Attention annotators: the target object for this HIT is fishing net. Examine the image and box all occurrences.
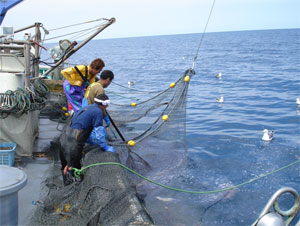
[107,68,193,178]
[29,68,193,225]
[30,149,154,226]
[39,91,69,123]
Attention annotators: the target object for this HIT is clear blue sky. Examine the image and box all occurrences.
[1,0,299,40]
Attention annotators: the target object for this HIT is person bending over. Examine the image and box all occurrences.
[61,93,114,185]
[61,58,105,113]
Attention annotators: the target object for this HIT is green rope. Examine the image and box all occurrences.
[71,159,300,195]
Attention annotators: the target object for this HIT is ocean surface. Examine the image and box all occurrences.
[45,28,300,225]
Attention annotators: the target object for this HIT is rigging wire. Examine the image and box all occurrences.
[47,18,107,32]
[44,24,101,41]
[68,25,108,42]
[109,0,216,98]
[191,0,217,70]
[44,18,109,41]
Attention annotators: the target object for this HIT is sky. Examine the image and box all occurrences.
[1,0,299,40]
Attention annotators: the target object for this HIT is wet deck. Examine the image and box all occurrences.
[18,118,60,225]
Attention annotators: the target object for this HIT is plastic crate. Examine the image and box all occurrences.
[0,143,16,166]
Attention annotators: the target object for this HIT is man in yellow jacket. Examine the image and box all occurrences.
[61,58,105,112]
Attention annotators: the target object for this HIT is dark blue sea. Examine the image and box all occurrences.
[46,29,300,225]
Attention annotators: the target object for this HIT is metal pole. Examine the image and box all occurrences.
[0,40,30,45]
[24,42,31,88]
[13,24,36,34]
[42,17,116,76]
[0,24,37,38]
[34,23,41,77]
[105,110,126,141]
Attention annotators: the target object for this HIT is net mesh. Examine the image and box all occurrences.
[39,91,69,123]
[29,69,193,225]
[30,150,154,226]
[107,69,193,177]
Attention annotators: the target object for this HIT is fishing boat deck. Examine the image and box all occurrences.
[17,117,60,225]
[18,158,52,225]
[16,115,154,225]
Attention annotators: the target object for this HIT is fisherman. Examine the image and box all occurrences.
[82,69,114,127]
[61,93,115,185]
[61,58,105,113]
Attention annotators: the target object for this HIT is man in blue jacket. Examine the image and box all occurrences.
[61,93,114,185]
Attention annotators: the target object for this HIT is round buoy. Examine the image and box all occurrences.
[162,115,168,121]
[62,106,68,111]
[184,76,190,82]
[131,102,136,107]
[65,112,70,117]
[64,203,71,213]
[127,140,136,146]
[170,82,176,88]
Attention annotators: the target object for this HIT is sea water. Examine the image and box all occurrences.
[45,28,300,225]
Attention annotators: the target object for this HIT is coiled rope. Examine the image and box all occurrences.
[72,159,299,194]
[0,79,49,119]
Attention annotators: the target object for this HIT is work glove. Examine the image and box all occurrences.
[81,98,88,108]
[103,115,111,128]
[103,145,115,153]
[62,166,75,186]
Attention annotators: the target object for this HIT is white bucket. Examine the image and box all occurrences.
[0,165,27,226]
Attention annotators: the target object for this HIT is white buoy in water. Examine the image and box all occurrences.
[296,98,300,105]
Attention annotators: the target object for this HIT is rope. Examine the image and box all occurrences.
[111,81,163,94]
[0,79,49,119]
[71,159,300,195]
[110,75,183,107]
[109,69,193,144]
[48,18,107,32]
[68,26,102,42]
[44,25,100,42]
[106,90,140,101]
[45,18,109,41]
[191,0,217,69]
